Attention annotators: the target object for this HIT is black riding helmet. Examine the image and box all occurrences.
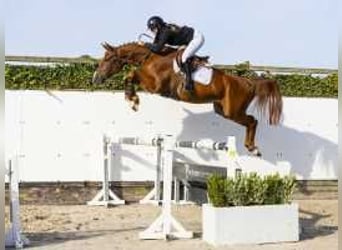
[147,16,165,31]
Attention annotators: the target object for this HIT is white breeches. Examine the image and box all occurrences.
[181,29,205,63]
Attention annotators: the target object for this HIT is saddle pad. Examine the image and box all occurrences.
[173,60,213,85]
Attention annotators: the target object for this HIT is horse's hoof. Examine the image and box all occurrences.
[128,101,139,112]
[249,148,262,158]
[132,105,139,112]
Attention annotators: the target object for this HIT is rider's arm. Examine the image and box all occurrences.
[146,29,170,53]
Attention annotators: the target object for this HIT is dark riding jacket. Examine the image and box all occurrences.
[146,24,194,53]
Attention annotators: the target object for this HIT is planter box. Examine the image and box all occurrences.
[202,203,299,246]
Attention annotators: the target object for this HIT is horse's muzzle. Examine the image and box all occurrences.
[92,71,105,84]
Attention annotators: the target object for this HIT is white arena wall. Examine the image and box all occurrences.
[5,90,337,182]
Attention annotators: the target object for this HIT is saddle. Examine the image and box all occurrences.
[175,49,210,72]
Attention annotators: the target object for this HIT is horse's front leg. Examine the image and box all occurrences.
[124,70,140,111]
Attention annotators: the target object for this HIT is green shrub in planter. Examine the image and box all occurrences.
[207,172,296,207]
[264,174,284,204]
[282,175,297,203]
[263,174,296,205]
[232,172,267,206]
[207,173,229,207]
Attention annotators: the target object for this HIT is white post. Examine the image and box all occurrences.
[87,135,125,206]
[5,156,30,248]
[139,135,193,240]
[103,136,110,202]
[173,176,180,203]
[162,135,174,236]
[182,179,190,204]
[226,136,241,178]
[177,164,195,205]
[155,141,162,203]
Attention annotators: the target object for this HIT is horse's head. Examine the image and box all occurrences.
[92,41,150,85]
[92,42,124,84]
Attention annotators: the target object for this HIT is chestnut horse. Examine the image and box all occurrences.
[92,42,283,156]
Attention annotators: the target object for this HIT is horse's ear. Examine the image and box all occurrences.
[101,42,115,52]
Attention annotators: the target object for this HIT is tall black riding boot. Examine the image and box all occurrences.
[182,60,194,92]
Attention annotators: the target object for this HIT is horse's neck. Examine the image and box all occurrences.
[117,44,151,65]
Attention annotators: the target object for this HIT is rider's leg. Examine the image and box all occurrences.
[181,30,205,91]
[183,58,193,91]
[181,30,205,63]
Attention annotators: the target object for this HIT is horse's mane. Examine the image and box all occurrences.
[115,41,177,56]
[116,41,139,50]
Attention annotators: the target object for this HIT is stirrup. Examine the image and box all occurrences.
[185,84,194,92]
[179,62,186,73]
[180,59,191,72]
[184,77,194,91]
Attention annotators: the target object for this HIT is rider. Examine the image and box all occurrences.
[145,16,205,92]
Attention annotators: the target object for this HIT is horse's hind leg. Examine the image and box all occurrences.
[213,101,224,115]
[213,102,261,157]
[233,114,261,157]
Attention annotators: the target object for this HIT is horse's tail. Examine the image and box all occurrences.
[254,79,283,125]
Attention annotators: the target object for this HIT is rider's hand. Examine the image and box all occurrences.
[138,41,144,46]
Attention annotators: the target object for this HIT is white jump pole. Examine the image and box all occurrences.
[143,136,240,206]
[5,156,30,249]
[172,136,240,204]
[139,134,193,240]
[87,134,125,207]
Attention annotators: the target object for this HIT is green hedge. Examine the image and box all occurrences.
[5,63,127,91]
[207,172,296,207]
[222,62,337,98]
[5,62,337,97]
